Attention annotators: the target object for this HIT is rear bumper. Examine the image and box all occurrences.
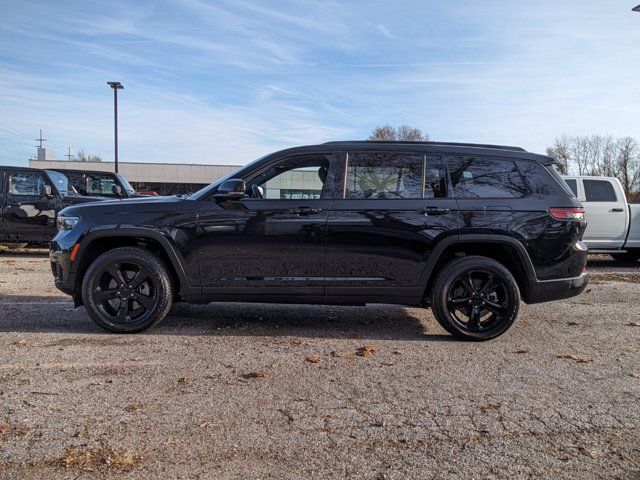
[525,272,589,304]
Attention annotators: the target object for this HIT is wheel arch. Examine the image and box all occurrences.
[71,228,196,304]
[421,234,537,303]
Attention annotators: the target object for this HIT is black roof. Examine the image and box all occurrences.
[322,140,526,152]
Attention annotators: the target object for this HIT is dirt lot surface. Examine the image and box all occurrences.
[0,250,639,479]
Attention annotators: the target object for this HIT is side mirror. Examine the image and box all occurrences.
[40,184,53,198]
[215,179,246,199]
[112,184,123,197]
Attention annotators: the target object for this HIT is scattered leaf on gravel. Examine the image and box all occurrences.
[61,444,141,472]
[585,288,592,293]
[480,403,501,410]
[199,421,218,428]
[177,377,190,384]
[578,446,598,458]
[567,321,579,326]
[243,371,266,379]
[557,354,593,364]
[13,339,27,346]
[393,350,403,355]
[305,355,320,363]
[289,338,304,345]
[512,349,529,354]
[625,322,640,327]
[356,346,379,357]
[629,373,640,379]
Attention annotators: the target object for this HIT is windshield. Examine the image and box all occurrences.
[45,170,73,195]
[115,173,136,195]
[190,154,269,200]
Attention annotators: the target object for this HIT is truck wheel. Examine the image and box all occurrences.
[81,247,173,333]
[611,250,640,262]
[431,256,520,341]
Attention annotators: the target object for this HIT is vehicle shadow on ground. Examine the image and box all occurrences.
[0,249,49,257]
[0,295,455,342]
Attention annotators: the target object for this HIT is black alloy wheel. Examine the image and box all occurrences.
[431,256,520,341]
[82,247,173,333]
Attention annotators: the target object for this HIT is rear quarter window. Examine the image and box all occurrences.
[583,179,617,202]
[516,161,568,197]
[447,155,527,198]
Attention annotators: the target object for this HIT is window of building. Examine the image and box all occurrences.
[9,172,46,196]
[345,152,423,199]
[584,179,617,202]
[448,156,527,199]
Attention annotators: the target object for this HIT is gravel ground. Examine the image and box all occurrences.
[0,250,639,479]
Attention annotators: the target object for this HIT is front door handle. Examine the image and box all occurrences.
[289,207,323,216]
[420,207,450,215]
[610,208,624,212]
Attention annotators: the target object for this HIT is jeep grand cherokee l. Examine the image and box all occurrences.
[50,141,588,341]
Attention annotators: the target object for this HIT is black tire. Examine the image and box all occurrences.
[81,247,173,333]
[431,255,520,341]
[610,250,640,262]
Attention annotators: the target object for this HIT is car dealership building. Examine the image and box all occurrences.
[28,159,324,199]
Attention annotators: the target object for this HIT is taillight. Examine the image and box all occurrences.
[548,207,585,220]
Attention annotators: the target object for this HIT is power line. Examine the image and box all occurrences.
[0,121,35,140]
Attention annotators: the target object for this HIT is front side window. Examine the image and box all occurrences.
[584,179,617,202]
[9,172,47,196]
[448,156,527,199]
[345,152,423,199]
[86,175,118,196]
[248,155,331,200]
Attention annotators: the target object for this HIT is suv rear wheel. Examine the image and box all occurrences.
[431,256,520,341]
[81,247,173,333]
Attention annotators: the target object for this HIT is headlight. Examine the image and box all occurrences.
[57,216,80,231]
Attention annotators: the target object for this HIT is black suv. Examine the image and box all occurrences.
[0,166,106,245]
[50,141,588,340]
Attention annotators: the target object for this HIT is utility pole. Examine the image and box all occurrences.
[65,147,74,161]
[35,129,47,148]
[107,81,124,173]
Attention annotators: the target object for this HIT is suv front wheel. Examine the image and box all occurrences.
[431,256,520,341]
[81,247,173,333]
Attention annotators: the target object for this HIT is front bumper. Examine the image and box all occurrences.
[525,272,589,304]
[50,233,81,304]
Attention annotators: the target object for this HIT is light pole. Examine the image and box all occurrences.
[107,81,124,173]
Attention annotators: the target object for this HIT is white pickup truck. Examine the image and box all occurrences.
[562,176,640,261]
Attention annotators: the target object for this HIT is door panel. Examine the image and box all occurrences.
[196,153,337,295]
[4,170,58,242]
[325,151,458,297]
[197,198,330,294]
[580,179,627,249]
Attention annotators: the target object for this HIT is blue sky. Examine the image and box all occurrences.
[0,0,639,167]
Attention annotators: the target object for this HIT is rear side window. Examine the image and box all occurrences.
[8,172,47,196]
[447,156,527,198]
[564,179,578,197]
[345,152,423,199]
[584,179,617,202]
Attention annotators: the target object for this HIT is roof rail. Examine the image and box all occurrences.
[321,140,526,152]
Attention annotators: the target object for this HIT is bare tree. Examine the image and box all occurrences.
[75,149,103,162]
[546,134,640,201]
[369,124,429,142]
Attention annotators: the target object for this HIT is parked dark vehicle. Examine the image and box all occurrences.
[49,169,140,199]
[50,141,588,340]
[0,166,106,245]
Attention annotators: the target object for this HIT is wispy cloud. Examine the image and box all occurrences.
[0,0,638,166]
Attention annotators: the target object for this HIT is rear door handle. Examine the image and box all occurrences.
[420,207,451,215]
[610,208,624,212]
[290,207,323,216]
